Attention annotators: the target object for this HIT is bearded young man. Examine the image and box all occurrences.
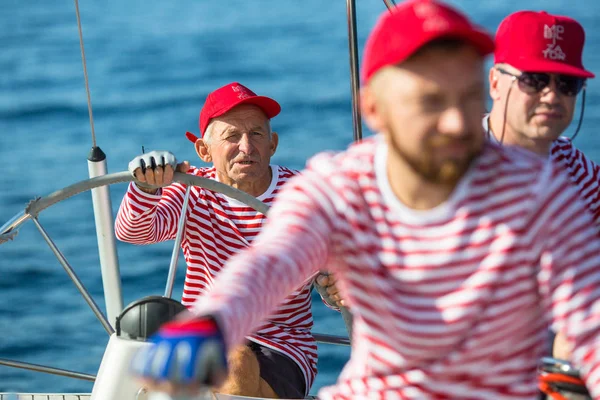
[130,1,600,398]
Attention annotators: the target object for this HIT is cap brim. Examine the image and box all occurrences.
[436,28,496,58]
[233,96,281,119]
[507,59,595,78]
[209,95,281,124]
[186,95,281,143]
[185,131,199,143]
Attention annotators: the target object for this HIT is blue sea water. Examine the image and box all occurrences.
[1,0,599,395]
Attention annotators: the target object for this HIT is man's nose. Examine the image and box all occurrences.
[438,107,467,138]
[539,76,562,104]
[238,133,254,154]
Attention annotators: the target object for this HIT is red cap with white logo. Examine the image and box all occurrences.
[494,11,594,78]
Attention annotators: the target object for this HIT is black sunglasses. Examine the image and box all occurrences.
[496,67,586,97]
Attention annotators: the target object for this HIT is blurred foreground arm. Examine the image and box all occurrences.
[131,159,343,392]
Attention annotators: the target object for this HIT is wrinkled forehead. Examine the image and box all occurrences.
[212,104,271,135]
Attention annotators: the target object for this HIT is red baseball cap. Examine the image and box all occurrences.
[495,11,594,78]
[185,82,281,143]
[361,0,495,83]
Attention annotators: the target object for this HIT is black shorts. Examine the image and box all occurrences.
[247,341,307,399]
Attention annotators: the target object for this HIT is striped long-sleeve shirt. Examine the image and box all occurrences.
[114,165,317,393]
[550,137,600,225]
[484,116,600,226]
[193,136,600,399]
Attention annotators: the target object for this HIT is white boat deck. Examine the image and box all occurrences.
[0,395,90,400]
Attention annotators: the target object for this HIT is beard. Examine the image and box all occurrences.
[388,129,482,186]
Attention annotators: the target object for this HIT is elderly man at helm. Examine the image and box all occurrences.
[115,82,343,399]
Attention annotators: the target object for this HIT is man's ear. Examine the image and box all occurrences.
[361,86,386,134]
[196,139,211,163]
[489,67,501,101]
[269,132,279,156]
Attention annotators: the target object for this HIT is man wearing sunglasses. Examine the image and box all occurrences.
[486,11,598,363]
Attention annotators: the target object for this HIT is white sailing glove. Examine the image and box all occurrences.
[128,151,177,177]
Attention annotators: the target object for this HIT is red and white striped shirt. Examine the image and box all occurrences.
[194,136,600,399]
[484,116,600,226]
[115,165,317,393]
[550,137,600,225]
